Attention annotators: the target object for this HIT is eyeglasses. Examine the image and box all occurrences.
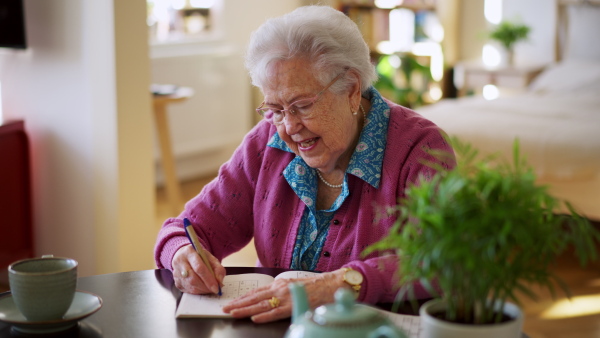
[256,69,348,125]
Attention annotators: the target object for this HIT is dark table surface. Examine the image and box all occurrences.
[0,267,531,338]
[0,267,311,337]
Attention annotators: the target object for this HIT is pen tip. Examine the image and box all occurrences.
[218,286,222,297]
[183,218,191,226]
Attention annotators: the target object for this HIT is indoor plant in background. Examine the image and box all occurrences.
[365,138,599,338]
[488,20,531,66]
[374,53,432,109]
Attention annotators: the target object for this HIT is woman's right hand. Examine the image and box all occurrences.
[172,244,226,295]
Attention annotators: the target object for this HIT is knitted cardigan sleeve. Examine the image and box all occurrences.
[153,121,274,270]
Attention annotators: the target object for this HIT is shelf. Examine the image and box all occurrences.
[339,0,443,107]
[454,61,546,96]
[147,1,216,44]
[339,0,436,11]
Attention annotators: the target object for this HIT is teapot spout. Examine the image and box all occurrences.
[288,282,309,324]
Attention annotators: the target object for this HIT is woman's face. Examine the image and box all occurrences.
[262,59,361,173]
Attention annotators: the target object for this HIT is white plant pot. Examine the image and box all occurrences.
[419,299,523,338]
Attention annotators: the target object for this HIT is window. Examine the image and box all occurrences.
[147,0,217,42]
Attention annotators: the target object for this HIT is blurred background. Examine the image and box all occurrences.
[2,1,600,336]
[0,0,588,275]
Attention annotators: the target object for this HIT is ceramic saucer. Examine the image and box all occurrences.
[0,290,102,334]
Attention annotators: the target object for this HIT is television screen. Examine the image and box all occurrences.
[0,0,27,49]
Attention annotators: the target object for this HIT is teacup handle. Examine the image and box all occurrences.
[41,254,54,258]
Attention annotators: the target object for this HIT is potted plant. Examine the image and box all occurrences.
[374,53,432,109]
[488,20,530,66]
[365,138,599,338]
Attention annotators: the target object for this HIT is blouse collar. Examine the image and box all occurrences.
[267,86,390,188]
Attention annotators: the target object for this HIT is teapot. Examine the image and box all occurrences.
[285,283,407,338]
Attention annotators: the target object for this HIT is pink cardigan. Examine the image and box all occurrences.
[154,99,455,304]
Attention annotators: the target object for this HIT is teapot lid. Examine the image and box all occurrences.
[310,288,385,327]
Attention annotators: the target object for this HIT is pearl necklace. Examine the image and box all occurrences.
[316,104,366,189]
[316,169,343,188]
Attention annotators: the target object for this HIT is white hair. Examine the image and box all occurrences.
[245,5,378,95]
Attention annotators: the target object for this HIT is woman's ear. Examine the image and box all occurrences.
[346,69,362,111]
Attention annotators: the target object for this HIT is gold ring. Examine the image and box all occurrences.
[268,296,280,308]
[181,270,189,278]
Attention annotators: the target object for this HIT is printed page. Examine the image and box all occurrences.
[274,270,321,279]
[368,306,422,338]
[175,273,274,318]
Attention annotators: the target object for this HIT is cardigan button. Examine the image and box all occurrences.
[323,251,331,257]
[332,219,340,225]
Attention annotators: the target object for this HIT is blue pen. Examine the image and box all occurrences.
[183,218,196,250]
[183,218,222,296]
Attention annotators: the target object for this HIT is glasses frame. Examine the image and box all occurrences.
[256,69,349,125]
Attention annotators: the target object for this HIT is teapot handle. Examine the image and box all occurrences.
[367,325,406,338]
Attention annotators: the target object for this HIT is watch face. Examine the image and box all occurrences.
[345,269,363,285]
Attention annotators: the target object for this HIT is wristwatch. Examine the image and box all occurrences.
[342,267,363,293]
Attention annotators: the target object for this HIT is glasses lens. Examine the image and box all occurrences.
[289,99,315,118]
[259,107,284,124]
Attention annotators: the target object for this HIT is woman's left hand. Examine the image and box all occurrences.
[222,269,348,323]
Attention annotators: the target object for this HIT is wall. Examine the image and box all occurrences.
[0,0,155,276]
[437,0,460,65]
[503,0,556,66]
[458,0,558,66]
[458,0,487,62]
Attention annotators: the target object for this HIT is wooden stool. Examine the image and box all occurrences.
[152,86,194,215]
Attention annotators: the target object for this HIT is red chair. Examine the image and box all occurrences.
[0,120,33,277]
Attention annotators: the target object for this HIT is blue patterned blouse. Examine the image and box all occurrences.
[266,87,390,271]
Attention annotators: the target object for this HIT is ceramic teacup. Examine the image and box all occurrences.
[8,255,78,321]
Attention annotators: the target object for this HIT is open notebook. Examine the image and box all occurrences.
[175,271,319,318]
[371,306,422,338]
[175,270,422,337]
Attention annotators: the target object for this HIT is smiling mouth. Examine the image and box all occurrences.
[299,138,318,148]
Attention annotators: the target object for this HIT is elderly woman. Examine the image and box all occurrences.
[154,5,454,323]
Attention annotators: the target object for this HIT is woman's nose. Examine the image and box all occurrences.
[282,112,303,134]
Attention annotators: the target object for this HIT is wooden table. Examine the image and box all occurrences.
[152,86,194,215]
